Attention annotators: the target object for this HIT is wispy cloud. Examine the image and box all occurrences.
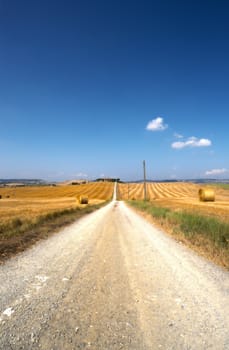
[172,136,212,149]
[205,168,227,176]
[75,172,88,178]
[146,117,168,131]
[174,132,183,139]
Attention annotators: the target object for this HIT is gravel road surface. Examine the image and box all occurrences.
[0,195,228,349]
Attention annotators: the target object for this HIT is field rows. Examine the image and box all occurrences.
[118,182,203,200]
[1,181,228,225]
[0,182,113,200]
[0,182,114,223]
[118,182,229,221]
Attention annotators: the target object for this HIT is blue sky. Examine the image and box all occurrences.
[0,0,228,181]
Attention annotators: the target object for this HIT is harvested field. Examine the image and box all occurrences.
[0,182,113,224]
[118,182,229,221]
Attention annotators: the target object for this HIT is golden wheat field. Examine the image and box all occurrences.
[118,182,229,221]
[0,182,113,224]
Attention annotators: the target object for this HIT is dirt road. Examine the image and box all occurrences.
[0,197,228,349]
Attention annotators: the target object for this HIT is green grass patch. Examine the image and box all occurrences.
[206,183,229,190]
[128,200,170,219]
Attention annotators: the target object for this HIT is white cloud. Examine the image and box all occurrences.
[174,133,183,139]
[171,136,212,149]
[205,168,227,176]
[146,117,168,131]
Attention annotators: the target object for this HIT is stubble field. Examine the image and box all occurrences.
[118,182,229,268]
[118,182,229,221]
[0,182,113,224]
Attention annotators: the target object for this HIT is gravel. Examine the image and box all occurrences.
[0,198,228,349]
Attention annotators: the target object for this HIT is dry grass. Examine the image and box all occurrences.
[120,182,229,268]
[0,182,113,261]
[118,182,229,222]
[128,200,229,269]
[0,203,107,262]
[0,182,113,199]
[0,182,113,225]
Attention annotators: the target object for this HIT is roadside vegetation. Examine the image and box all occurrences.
[0,202,107,262]
[128,200,229,269]
[0,182,114,262]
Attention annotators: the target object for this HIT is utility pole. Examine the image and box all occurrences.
[143,160,147,201]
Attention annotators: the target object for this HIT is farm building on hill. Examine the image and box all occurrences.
[95,178,120,183]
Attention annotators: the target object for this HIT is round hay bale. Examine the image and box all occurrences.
[79,195,89,204]
[199,188,215,202]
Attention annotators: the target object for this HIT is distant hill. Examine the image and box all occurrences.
[0,179,45,186]
[58,179,89,186]
[94,178,121,183]
[126,179,229,184]
[133,179,178,183]
[1,178,228,187]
